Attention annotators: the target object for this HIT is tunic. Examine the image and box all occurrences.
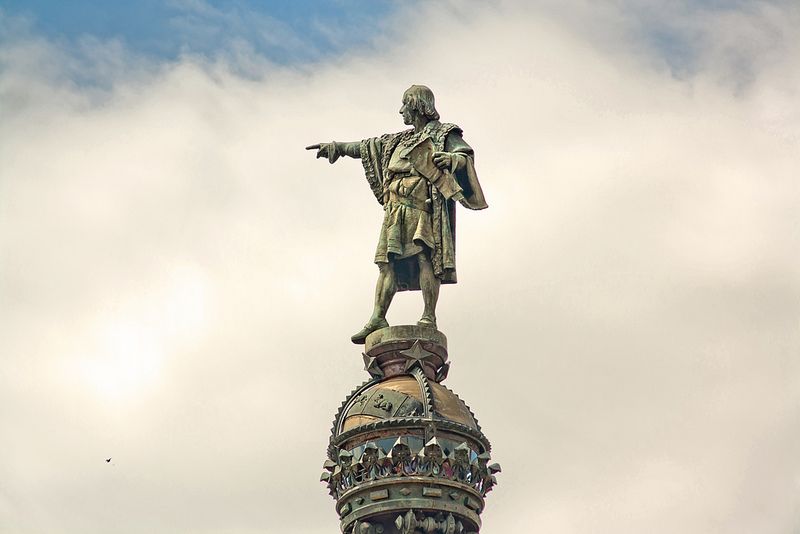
[375,134,436,262]
[359,121,487,291]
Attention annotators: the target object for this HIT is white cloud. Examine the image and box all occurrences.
[1,2,799,532]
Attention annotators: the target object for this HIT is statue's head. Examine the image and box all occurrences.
[400,84,440,124]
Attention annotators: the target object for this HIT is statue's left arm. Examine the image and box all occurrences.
[431,132,471,170]
[434,131,488,210]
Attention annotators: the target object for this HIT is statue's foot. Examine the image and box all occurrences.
[416,315,437,329]
[351,318,389,345]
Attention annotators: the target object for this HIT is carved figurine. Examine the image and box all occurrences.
[417,437,446,477]
[320,458,337,496]
[486,461,502,496]
[468,451,501,496]
[338,449,356,490]
[358,442,385,482]
[330,464,343,496]
[387,437,415,476]
[307,85,487,343]
[450,443,472,483]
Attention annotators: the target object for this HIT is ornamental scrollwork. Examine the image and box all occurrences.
[320,437,500,499]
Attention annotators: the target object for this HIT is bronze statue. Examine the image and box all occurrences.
[307,85,487,343]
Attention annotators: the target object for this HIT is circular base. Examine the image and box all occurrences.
[365,325,448,381]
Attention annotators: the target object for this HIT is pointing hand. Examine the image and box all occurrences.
[306,142,340,164]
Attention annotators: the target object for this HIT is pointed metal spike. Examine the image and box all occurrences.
[435,361,450,381]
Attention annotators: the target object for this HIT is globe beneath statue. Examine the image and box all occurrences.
[321,326,500,534]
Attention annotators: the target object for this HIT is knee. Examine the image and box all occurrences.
[417,252,432,270]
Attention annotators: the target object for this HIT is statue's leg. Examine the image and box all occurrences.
[417,251,440,327]
[351,261,394,344]
[373,261,397,321]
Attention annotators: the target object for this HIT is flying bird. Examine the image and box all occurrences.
[105,458,112,463]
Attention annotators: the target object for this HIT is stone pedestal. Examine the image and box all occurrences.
[364,325,448,381]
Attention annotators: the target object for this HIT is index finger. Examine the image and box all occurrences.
[305,144,321,150]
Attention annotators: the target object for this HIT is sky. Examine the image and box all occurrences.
[1,1,799,532]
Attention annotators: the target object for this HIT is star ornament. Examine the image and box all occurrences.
[400,340,437,372]
[362,352,384,378]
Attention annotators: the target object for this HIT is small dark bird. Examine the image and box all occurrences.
[105,458,112,463]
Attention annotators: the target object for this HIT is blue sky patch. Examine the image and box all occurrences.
[1,0,403,63]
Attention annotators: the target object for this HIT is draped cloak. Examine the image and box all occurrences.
[358,121,487,291]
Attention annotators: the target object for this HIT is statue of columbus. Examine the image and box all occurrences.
[307,85,487,344]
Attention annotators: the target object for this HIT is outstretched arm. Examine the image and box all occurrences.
[305,141,361,164]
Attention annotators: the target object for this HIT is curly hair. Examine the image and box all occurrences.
[403,85,440,121]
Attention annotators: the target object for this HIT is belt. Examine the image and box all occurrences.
[388,192,431,212]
